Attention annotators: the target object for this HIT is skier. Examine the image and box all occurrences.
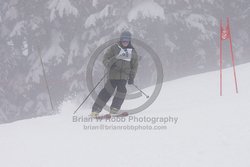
[91,31,138,117]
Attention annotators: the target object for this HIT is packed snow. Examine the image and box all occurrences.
[0,63,250,167]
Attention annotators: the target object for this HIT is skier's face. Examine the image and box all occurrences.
[121,40,129,47]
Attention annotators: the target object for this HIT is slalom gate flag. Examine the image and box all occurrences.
[221,25,230,40]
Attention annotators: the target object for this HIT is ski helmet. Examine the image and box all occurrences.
[120,31,132,42]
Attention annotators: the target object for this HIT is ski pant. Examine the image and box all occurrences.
[92,79,127,113]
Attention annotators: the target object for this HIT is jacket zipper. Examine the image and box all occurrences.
[120,60,124,79]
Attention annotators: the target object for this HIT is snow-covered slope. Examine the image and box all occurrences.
[1,63,250,167]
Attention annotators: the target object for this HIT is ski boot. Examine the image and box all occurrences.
[90,106,101,118]
[110,107,128,117]
[90,112,99,118]
[110,107,119,115]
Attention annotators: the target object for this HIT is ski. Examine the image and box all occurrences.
[92,114,111,120]
[90,112,129,120]
[111,112,129,117]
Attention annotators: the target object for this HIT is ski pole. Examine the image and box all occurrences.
[73,71,109,114]
[38,46,54,112]
[132,84,149,98]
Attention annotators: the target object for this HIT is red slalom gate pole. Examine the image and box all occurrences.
[219,17,239,96]
[220,19,223,96]
[227,18,239,93]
